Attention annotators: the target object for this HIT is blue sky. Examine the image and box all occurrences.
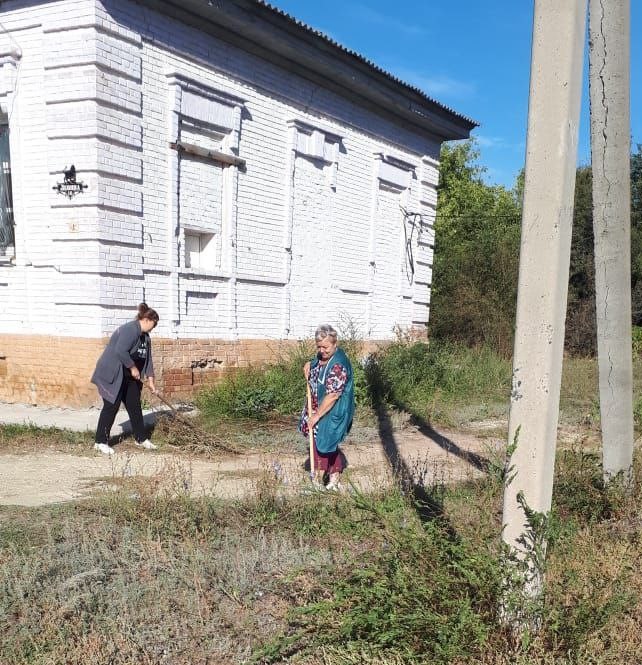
[273,0,641,189]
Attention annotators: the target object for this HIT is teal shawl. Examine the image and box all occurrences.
[312,347,355,454]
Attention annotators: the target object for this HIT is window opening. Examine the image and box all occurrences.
[184,231,216,270]
[0,122,14,258]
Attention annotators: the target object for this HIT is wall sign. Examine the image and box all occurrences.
[52,165,87,199]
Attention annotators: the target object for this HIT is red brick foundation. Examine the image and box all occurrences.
[0,333,415,407]
[0,335,303,407]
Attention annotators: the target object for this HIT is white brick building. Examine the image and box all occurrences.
[0,0,475,406]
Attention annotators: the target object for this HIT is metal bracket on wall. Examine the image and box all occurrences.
[170,141,246,168]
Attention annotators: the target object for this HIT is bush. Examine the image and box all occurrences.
[197,340,370,422]
[257,488,502,664]
[197,338,512,428]
[197,364,304,421]
[366,340,511,420]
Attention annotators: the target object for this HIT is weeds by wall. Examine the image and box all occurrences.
[196,338,512,428]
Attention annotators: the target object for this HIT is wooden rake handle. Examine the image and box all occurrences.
[306,380,315,477]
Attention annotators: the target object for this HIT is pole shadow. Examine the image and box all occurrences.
[408,415,490,473]
[365,358,491,525]
[373,401,448,524]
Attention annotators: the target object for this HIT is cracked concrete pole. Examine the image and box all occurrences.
[589,0,633,482]
[502,0,586,569]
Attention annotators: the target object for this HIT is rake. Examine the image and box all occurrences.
[149,389,241,455]
[306,380,315,479]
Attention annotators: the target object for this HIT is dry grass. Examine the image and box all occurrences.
[3,442,642,664]
[0,423,95,455]
[152,411,243,456]
[0,467,343,665]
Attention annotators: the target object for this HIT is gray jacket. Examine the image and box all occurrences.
[91,320,155,403]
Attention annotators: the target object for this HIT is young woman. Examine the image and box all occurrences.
[91,303,159,455]
[299,324,355,490]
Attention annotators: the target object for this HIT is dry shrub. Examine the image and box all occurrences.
[153,411,241,456]
[0,489,334,665]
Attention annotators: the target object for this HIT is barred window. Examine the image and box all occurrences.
[0,122,14,260]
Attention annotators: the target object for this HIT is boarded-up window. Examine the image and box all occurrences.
[371,183,404,338]
[289,155,335,335]
[178,122,224,271]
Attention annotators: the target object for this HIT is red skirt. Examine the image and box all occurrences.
[313,443,345,474]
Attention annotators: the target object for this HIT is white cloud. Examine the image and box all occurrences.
[474,133,525,152]
[388,67,476,100]
[475,135,506,148]
[347,4,429,37]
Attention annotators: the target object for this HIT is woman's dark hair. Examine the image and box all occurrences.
[137,302,159,325]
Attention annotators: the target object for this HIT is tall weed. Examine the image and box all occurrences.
[365,340,510,423]
[257,487,502,664]
[197,338,371,422]
[197,342,314,421]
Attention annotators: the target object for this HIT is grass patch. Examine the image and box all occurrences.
[363,340,511,426]
[2,446,641,664]
[189,337,642,439]
[0,423,93,452]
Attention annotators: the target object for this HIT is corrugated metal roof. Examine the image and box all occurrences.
[254,0,477,127]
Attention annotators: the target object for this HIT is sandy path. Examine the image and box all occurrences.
[0,425,503,507]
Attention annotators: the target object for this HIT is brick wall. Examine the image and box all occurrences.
[0,0,440,407]
[0,333,377,406]
[154,337,297,399]
[0,334,104,406]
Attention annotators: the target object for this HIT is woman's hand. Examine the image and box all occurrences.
[148,378,157,394]
[303,361,311,380]
[310,392,340,427]
[130,366,141,380]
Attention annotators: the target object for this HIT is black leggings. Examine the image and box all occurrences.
[95,376,146,444]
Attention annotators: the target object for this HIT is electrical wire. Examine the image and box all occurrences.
[400,206,431,284]
[0,18,22,123]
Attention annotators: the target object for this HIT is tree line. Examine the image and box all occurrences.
[429,140,642,357]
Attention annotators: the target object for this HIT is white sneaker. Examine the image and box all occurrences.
[135,439,157,450]
[326,473,341,492]
[94,443,115,456]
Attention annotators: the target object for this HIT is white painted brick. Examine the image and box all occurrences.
[1,0,446,341]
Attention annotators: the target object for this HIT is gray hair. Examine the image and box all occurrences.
[315,324,338,343]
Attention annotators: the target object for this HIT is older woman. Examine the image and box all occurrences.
[299,324,355,491]
[91,303,159,455]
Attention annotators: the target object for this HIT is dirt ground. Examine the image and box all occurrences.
[0,421,506,507]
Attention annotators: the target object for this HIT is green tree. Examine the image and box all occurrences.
[429,140,521,355]
[565,165,597,355]
[431,143,642,357]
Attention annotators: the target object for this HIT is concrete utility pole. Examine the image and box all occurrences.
[502,0,587,574]
[589,0,633,482]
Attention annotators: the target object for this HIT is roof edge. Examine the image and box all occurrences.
[138,0,478,141]
[252,1,477,129]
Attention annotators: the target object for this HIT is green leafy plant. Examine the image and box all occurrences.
[256,487,502,664]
